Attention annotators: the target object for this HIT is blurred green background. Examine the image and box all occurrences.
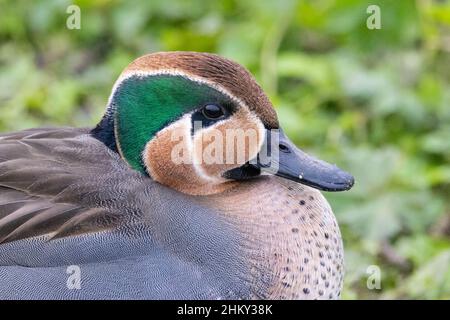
[0,0,449,299]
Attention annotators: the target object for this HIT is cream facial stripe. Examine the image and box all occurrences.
[192,109,265,170]
[106,69,248,113]
[190,111,265,183]
[142,113,219,184]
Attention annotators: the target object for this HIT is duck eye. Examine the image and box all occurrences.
[202,104,225,120]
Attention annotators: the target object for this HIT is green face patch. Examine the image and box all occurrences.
[112,74,233,173]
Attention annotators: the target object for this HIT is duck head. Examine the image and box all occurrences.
[92,52,354,195]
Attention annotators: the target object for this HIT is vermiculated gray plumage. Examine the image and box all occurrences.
[0,128,253,299]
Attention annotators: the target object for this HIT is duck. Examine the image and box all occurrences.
[0,51,354,300]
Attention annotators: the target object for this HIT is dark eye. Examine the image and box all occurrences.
[202,104,226,120]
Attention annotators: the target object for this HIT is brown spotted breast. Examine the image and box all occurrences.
[195,176,344,300]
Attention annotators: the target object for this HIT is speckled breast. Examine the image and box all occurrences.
[201,176,344,300]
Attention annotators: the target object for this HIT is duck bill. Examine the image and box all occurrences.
[251,129,354,192]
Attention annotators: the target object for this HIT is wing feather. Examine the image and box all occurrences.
[0,128,129,244]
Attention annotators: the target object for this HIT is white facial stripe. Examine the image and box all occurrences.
[143,113,219,184]
[183,115,220,183]
[249,111,266,153]
[142,113,192,177]
[191,122,226,184]
[106,69,248,114]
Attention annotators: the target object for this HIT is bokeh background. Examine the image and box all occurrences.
[1,0,449,299]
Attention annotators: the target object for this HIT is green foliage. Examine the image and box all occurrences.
[0,0,449,299]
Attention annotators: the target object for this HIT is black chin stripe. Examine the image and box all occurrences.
[223,163,261,180]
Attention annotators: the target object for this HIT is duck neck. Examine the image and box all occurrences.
[199,176,344,299]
